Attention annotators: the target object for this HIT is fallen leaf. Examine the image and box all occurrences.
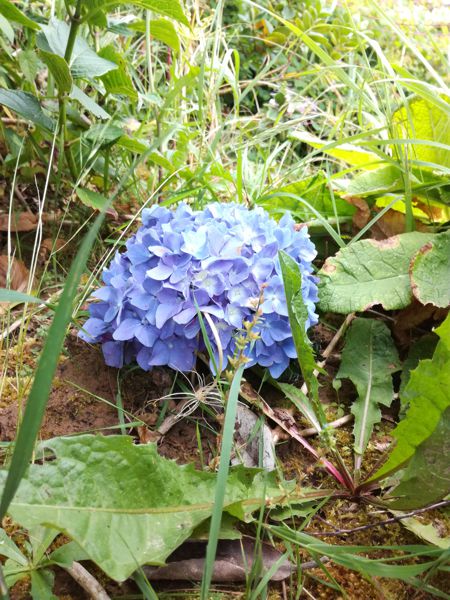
[372,208,429,240]
[232,404,275,470]
[393,298,448,346]
[38,238,66,263]
[144,538,294,582]
[137,425,160,444]
[0,255,29,291]
[0,212,38,232]
[344,196,370,230]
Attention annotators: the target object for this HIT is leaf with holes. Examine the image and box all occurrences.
[0,435,290,582]
[336,318,400,473]
[318,232,432,313]
[410,230,450,308]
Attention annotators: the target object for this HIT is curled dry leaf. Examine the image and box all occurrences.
[344,196,429,239]
[0,255,30,291]
[0,211,38,232]
[344,196,371,230]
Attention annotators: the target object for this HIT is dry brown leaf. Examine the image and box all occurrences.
[372,208,429,240]
[144,538,294,582]
[0,255,29,291]
[344,196,370,230]
[39,237,66,263]
[393,298,449,346]
[0,212,38,232]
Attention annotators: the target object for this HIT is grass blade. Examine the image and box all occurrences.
[0,210,106,520]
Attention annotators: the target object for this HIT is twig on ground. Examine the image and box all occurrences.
[299,414,353,437]
[308,499,450,536]
[300,312,355,397]
[64,561,111,600]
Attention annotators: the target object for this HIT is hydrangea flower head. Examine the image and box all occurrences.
[79,202,319,378]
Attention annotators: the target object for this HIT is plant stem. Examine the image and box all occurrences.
[57,0,83,184]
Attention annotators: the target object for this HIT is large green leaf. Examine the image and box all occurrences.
[386,407,450,510]
[410,230,450,308]
[37,18,117,79]
[0,89,55,131]
[39,50,73,94]
[392,96,450,169]
[84,0,188,27]
[318,232,432,313]
[0,0,39,30]
[70,84,110,119]
[128,18,181,52]
[369,313,450,482]
[1,435,288,582]
[290,131,382,169]
[98,45,137,99]
[336,319,400,473]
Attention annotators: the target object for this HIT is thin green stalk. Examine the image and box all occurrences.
[200,364,245,599]
[57,0,82,183]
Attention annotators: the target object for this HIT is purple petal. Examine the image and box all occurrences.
[112,318,140,341]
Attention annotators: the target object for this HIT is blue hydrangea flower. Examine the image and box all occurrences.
[79,202,319,377]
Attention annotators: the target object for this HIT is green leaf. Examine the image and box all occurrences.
[392,95,450,169]
[76,188,108,211]
[0,89,55,131]
[318,232,432,313]
[0,12,14,42]
[0,529,27,565]
[49,541,89,568]
[271,525,445,581]
[39,50,73,94]
[30,569,57,600]
[410,230,450,308]
[128,18,180,52]
[277,382,321,433]
[0,203,109,525]
[259,174,355,221]
[393,513,450,549]
[399,333,438,399]
[290,131,382,169]
[70,84,110,119]
[386,407,450,510]
[0,435,286,582]
[17,50,40,84]
[98,45,137,99]
[279,251,319,402]
[336,319,400,471]
[0,0,39,30]
[84,0,189,27]
[369,313,450,482]
[344,165,409,197]
[0,289,42,304]
[38,18,117,79]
